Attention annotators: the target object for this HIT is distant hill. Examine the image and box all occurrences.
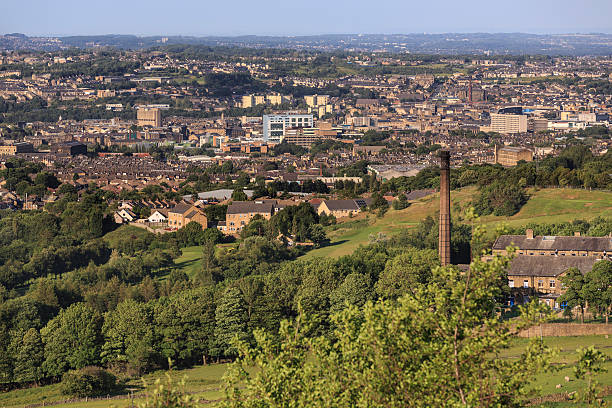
[2,33,612,55]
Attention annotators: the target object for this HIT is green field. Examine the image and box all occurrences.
[0,335,609,407]
[0,363,228,408]
[304,187,612,259]
[173,245,205,278]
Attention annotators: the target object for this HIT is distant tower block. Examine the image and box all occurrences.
[439,150,451,266]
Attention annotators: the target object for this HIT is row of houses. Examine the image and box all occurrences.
[490,229,612,309]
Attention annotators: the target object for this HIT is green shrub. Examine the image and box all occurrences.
[60,366,117,397]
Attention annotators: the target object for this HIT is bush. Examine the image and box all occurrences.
[60,366,117,397]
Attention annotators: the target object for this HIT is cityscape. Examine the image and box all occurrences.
[0,1,611,407]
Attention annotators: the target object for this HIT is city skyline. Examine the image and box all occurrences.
[2,0,612,37]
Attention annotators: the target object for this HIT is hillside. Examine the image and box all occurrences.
[304,187,612,259]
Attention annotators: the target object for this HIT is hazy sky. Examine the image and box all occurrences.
[2,0,611,36]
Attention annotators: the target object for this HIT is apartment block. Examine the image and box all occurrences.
[490,113,528,134]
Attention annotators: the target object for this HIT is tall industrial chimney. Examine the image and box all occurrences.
[439,150,451,266]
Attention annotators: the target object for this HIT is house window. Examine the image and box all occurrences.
[508,280,514,288]
[550,280,555,288]
[523,280,529,288]
[538,280,543,288]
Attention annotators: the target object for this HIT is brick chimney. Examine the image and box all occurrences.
[526,229,534,239]
[439,150,451,266]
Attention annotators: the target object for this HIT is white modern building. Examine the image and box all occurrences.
[490,113,528,134]
[262,114,314,142]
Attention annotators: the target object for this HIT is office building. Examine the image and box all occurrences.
[137,108,162,128]
[262,114,314,141]
[490,113,528,134]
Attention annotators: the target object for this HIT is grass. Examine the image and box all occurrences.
[0,363,228,408]
[1,336,609,407]
[173,245,205,278]
[500,335,612,400]
[103,224,153,247]
[304,187,612,259]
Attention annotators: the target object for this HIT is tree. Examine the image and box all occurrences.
[582,260,612,324]
[102,299,157,375]
[572,346,608,406]
[13,328,44,384]
[41,303,103,379]
[60,366,116,398]
[375,248,439,299]
[223,254,554,407]
[560,267,586,322]
[214,287,249,358]
[392,193,410,210]
[308,224,327,247]
[155,288,216,367]
[369,192,388,211]
[329,273,373,314]
[231,189,248,201]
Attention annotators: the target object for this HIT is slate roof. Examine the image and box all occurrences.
[169,201,192,215]
[323,199,360,211]
[507,255,600,277]
[227,201,275,215]
[493,235,612,252]
[405,189,437,201]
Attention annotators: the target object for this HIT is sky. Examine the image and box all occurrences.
[2,0,612,37]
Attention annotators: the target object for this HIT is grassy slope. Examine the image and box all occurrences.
[103,224,153,247]
[304,187,612,259]
[1,336,609,407]
[173,245,205,278]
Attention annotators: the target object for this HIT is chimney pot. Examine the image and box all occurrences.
[526,229,534,239]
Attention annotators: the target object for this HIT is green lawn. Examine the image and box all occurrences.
[304,187,612,259]
[2,335,609,407]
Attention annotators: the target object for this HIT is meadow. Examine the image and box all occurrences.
[304,187,612,259]
[0,335,609,407]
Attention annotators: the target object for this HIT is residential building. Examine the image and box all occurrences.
[316,198,371,218]
[262,114,314,142]
[490,113,528,134]
[147,210,168,224]
[220,200,276,234]
[492,230,612,258]
[168,201,208,230]
[304,94,329,107]
[491,230,612,308]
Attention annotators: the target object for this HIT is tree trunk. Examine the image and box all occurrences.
[580,306,584,323]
